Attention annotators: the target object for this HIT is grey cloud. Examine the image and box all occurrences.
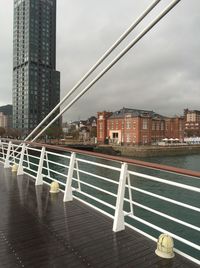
[0,0,200,122]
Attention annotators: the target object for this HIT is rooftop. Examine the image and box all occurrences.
[109,107,165,119]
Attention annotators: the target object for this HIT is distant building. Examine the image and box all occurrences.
[97,108,184,145]
[97,111,113,143]
[0,113,8,128]
[66,116,97,141]
[165,116,184,141]
[0,105,13,128]
[13,0,60,133]
[184,109,200,137]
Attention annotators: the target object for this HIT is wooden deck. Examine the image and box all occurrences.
[0,163,198,268]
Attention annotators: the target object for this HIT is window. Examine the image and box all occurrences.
[126,120,131,129]
[142,119,148,130]
[126,134,130,143]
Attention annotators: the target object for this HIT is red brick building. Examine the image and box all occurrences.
[97,108,184,145]
[165,117,184,141]
[97,111,112,143]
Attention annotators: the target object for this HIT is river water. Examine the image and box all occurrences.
[139,153,200,172]
[27,151,200,261]
[71,152,200,261]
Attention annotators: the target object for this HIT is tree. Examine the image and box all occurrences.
[5,128,22,139]
[45,126,63,144]
[90,127,97,138]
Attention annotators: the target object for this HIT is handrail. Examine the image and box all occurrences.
[3,139,200,178]
[0,139,199,265]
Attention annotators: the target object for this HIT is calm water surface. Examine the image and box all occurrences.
[139,153,200,172]
[27,151,200,260]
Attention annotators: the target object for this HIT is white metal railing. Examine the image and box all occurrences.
[0,140,199,265]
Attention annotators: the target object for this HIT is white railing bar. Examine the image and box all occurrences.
[25,162,39,168]
[25,147,41,152]
[42,166,67,179]
[128,214,200,251]
[75,168,119,185]
[42,174,66,187]
[8,159,15,165]
[23,168,37,175]
[125,221,200,266]
[72,177,117,198]
[124,198,200,232]
[45,152,50,178]
[46,151,71,159]
[23,171,37,179]
[74,189,116,210]
[43,159,69,169]
[22,159,31,164]
[74,195,114,219]
[25,147,30,169]
[132,162,200,180]
[11,144,22,149]
[128,185,200,212]
[173,248,200,266]
[127,173,134,215]
[76,157,121,172]
[11,154,20,161]
[24,154,40,161]
[124,212,133,216]
[75,159,81,191]
[128,171,200,193]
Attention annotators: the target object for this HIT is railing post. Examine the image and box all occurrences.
[63,152,76,202]
[113,162,128,232]
[17,143,26,175]
[35,147,45,185]
[4,141,12,168]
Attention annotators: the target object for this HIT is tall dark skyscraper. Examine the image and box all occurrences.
[13,0,60,133]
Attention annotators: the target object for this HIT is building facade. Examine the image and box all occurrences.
[97,111,113,143]
[184,109,200,137]
[13,0,60,133]
[97,108,184,145]
[0,113,8,128]
[0,105,13,128]
[165,117,184,141]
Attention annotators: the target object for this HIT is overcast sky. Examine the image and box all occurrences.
[0,0,200,122]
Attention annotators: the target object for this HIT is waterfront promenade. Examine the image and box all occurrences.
[0,163,198,267]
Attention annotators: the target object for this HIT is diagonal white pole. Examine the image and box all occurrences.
[113,163,128,232]
[31,0,181,142]
[24,0,161,141]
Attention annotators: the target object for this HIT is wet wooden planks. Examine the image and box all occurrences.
[0,163,198,268]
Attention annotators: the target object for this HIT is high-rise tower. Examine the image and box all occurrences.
[13,0,60,133]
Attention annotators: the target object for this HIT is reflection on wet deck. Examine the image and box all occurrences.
[0,164,198,267]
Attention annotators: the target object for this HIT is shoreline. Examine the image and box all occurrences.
[106,144,200,157]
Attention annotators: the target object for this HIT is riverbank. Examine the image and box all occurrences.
[107,144,200,157]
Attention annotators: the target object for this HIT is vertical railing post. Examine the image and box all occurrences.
[75,159,81,191]
[4,141,12,168]
[127,173,134,215]
[17,143,26,175]
[35,147,45,185]
[113,162,128,232]
[63,152,76,202]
